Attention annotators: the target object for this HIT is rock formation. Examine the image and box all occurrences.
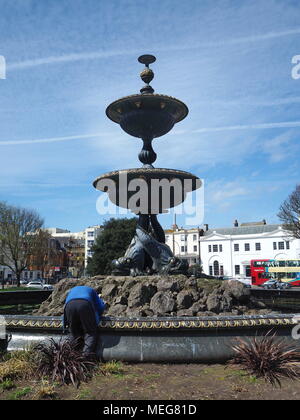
[36,275,271,318]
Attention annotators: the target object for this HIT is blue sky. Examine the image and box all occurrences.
[0,0,300,231]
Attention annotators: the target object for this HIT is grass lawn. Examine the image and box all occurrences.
[0,359,299,400]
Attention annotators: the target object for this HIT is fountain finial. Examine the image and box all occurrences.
[138,54,156,94]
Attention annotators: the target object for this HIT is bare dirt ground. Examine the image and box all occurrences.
[1,363,300,400]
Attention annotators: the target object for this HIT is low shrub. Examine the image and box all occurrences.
[34,338,96,388]
[229,331,300,387]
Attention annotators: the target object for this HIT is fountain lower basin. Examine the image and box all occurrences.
[5,314,300,362]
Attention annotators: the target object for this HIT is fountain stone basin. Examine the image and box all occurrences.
[93,168,201,213]
[4,314,300,363]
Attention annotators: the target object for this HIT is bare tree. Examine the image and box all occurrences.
[0,202,44,286]
[278,185,300,239]
[31,230,56,278]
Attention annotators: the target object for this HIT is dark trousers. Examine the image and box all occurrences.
[64,299,98,356]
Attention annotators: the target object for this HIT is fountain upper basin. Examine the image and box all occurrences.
[106,94,189,139]
[93,167,201,213]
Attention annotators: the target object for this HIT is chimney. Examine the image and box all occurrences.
[172,214,179,231]
[234,219,239,227]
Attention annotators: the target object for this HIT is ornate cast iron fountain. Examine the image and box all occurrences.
[93,55,201,276]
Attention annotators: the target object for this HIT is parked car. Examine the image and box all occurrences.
[262,279,291,290]
[236,278,252,288]
[277,282,291,290]
[20,280,28,285]
[26,281,53,291]
[262,279,278,289]
[42,283,54,291]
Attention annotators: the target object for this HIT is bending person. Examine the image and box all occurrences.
[63,286,106,359]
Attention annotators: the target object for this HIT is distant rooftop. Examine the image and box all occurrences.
[240,220,267,227]
[45,228,70,234]
[204,224,281,236]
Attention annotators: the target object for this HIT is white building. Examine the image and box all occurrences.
[46,228,85,247]
[84,225,103,267]
[165,221,300,279]
[47,225,103,267]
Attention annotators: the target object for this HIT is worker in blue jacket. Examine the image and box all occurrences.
[63,286,106,358]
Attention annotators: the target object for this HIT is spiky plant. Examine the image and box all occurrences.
[34,338,96,388]
[229,331,300,387]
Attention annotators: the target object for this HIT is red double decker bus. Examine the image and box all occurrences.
[251,259,300,287]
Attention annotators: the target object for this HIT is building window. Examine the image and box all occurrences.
[286,241,290,250]
[273,242,277,250]
[181,246,185,252]
[87,231,94,237]
[235,265,240,275]
[278,242,284,250]
[245,243,250,251]
[165,235,169,241]
[219,244,223,252]
[220,265,224,276]
[193,245,197,252]
[246,265,251,277]
[213,245,218,252]
[213,260,220,276]
[209,266,213,276]
[234,244,239,252]
[208,245,212,253]
[87,240,94,248]
[255,243,261,251]
[193,234,197,241]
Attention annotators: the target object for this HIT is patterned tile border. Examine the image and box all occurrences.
[3,314,298,332]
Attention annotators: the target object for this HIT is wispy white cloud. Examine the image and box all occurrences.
[8,50,135,71]
[196,97,300,107]
[262,131,296,163]
[211,184,248,203]
[7,28,300,71]
[2,120,300,146]
[192,121,300,134]
[0,132,113,146]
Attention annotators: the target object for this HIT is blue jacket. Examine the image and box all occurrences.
[64,286,106,327]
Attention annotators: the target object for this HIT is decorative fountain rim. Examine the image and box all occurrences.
[93,167,201,189]
[106,93,189,125]
[4,314,298,332]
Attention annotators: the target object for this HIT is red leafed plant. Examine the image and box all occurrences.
[229,331,300,387]
[34,338,96,388]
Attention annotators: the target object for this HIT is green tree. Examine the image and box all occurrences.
[187,263,203,278]
[86,217,137,275]
[0,201,44,286]
[278,185,300,238]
